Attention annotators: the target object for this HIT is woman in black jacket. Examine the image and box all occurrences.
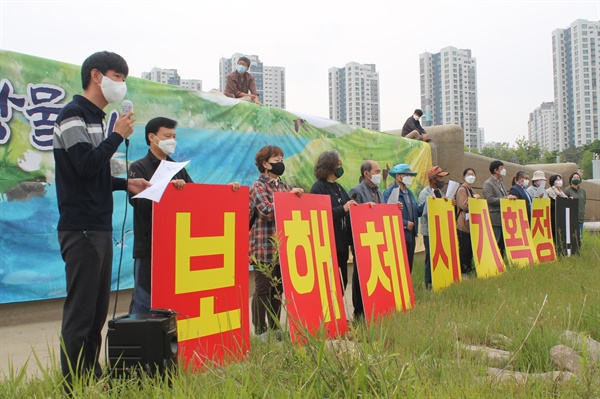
[310,151,357,289]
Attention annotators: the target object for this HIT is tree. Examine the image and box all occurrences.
[558,146,582,164]
[580,140,600,178]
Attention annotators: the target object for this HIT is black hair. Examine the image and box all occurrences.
[145,117,177,145]
[360,161,374,178]
[489,160,504,175]
[568,172,581,184]
[314,151,341,180]
[81,51,129,90]
[511,170,528,186]
[255,145,284,173]
[414,109,423,117]
[239,56,251,67]
[548,174,562,187]
[462,168,476,177]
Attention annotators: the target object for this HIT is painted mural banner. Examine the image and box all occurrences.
[349,204,414,323]
[151,184,250,368]
[500,199,538,267]
[427,197,461,292]
[0,50,432,304]
[530,198,556,263]
[273,192,348,343]
[468,198,505,278]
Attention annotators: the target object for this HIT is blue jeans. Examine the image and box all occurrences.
[130,257,151,314]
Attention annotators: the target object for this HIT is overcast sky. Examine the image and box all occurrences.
[1,0,598,144]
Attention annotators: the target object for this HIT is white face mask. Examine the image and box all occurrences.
[522,179,529,187]
[370,173,381,186]
[402,176,413,186]
[499,169,507,177]
[154,136,177,156]
[100,75,127,104]
[465,175,476,185]
[413,115,420,121]
[555,180,563,188]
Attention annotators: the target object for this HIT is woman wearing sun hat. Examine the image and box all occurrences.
[383,163,422,273]
[527,170,548,199]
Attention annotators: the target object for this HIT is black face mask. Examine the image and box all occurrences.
[435,181,446,189]
[269,161,285,176]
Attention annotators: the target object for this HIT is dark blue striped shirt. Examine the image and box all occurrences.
[53,95,126,231]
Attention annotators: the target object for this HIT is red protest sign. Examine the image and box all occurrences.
[349,204,414,323]
[152,184,250,369]
[274,192,348,343]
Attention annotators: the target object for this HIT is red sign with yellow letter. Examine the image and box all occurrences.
[349,204,414,323]
[152,184,250,369]
[274,192,348,343]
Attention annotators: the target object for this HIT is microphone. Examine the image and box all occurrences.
[122,100,133,146]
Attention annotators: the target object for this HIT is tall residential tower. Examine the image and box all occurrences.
[420,47,479,150]
[552,19,599,150]
[328,62,380,130]
[528,102,557,152]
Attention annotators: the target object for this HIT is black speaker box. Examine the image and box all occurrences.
[107,310,178,378]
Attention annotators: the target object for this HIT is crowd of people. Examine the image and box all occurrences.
[53,51,588,392]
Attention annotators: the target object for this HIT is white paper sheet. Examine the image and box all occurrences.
[445,180,460,199]
[386,187,399,204]
[132,160,190,202]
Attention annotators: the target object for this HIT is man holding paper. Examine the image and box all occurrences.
[128,117,194,314]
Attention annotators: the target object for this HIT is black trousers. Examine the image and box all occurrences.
[58,230,112,387]
[251,264,282,335]
[350,246,363,319]
[457,230,474,274]
[337,246,350,290]
[405,235,416,273]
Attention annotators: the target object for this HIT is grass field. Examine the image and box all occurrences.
[2,235,599,398]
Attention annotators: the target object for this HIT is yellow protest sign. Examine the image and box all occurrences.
[427,197,461,291]
[501,199,538,267]
[468,198,505,278]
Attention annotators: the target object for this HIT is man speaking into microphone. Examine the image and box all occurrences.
[53,51,150,391]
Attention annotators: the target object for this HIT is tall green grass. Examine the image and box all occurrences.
[2,235,599,398]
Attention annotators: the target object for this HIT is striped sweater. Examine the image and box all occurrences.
[53,95,126,231]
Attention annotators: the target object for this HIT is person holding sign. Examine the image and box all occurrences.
[456,168,481,277]
[249,145,304,335]
[546,174,569,200]
[128,117,195,315]
[564,172,586,245]
[546,174,569,247]
[527,171,548,199]
[348,160,383,320]
[482,160,517,257]
[509,171,533,223]
[384,164,422,273]
[310,151,357,289]
[418,166,450,289]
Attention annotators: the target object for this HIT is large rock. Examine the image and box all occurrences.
[562,330,600,364]
[487,368,574,384]
[550,345,581,373]
[461,344,510,364]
